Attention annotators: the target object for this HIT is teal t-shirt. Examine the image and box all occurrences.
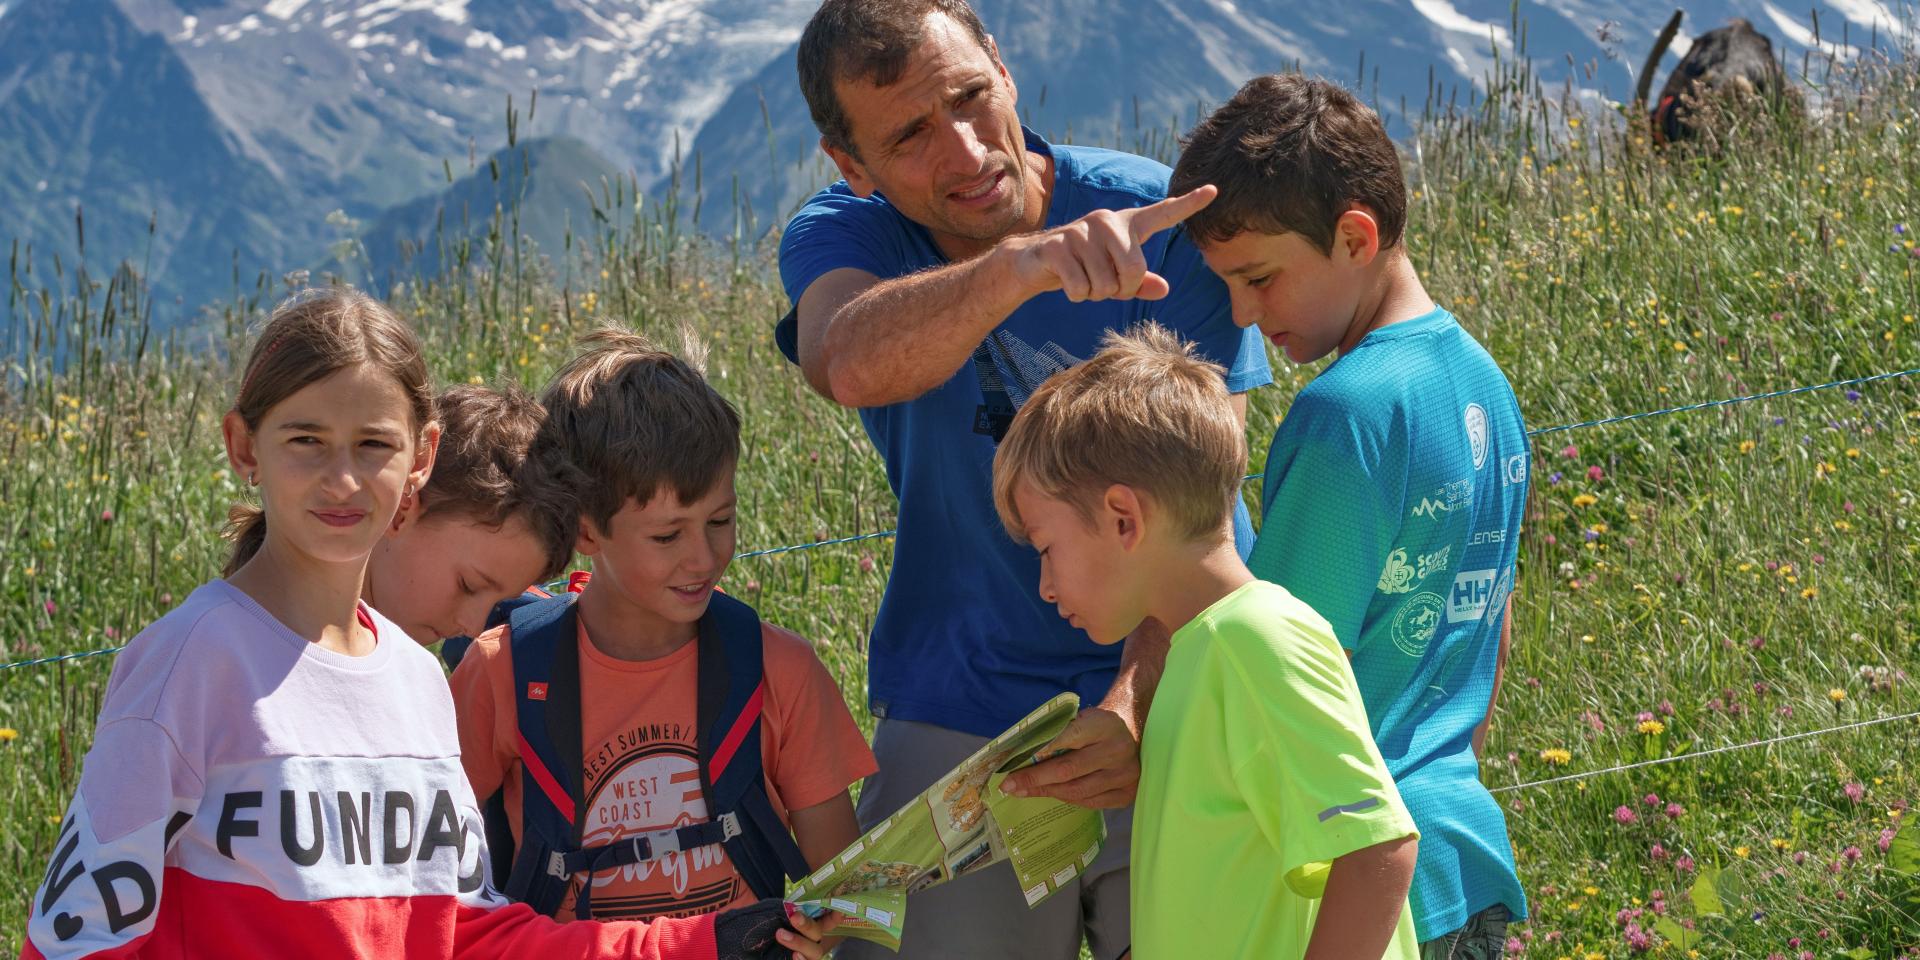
[1248,306,1529,939]
[1132,580,1418,960]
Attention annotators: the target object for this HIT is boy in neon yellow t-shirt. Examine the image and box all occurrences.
[991,324,1419,960]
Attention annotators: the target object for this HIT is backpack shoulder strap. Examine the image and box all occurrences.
[498,592,585,915]
[509,594,586,830]
[695,592,811,899]
[696,591,765,792]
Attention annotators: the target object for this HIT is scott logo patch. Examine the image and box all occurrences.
[527,682,548,701]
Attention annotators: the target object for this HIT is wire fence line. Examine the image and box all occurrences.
[1487,710,1920,795]
[4,365,1917,675]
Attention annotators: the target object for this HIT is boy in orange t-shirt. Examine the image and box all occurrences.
[451,328,875,922]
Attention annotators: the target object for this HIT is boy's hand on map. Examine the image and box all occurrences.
[779,904,840,960]
[713,900,841,960]
[998,707,1140,809]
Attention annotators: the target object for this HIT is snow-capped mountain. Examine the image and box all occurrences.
[108,0,817,210]
[0,0,1909,326]
[679,0,1914,235]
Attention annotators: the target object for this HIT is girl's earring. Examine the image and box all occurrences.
[247,471,257,487]
[392,485,414,533]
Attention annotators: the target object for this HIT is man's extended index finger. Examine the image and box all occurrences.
[1127,184,1219,239]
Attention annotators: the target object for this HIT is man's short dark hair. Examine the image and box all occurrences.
[1171,74,1407,254]
[797,0,994,157]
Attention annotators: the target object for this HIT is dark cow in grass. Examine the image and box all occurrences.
[1636,11,1803,145]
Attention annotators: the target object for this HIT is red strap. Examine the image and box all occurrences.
[707,681,765,781]
[517,730,576,826]
[355,604,375,632]
[567,570,592,593]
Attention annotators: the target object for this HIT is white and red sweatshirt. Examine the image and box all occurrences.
[20,580,718,960]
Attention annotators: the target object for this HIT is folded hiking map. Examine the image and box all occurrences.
[786,693,1106,950]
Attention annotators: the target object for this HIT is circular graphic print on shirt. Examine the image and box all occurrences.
[1391,591,1447,657]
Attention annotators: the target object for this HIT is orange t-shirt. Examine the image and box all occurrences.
[450,613,876,921]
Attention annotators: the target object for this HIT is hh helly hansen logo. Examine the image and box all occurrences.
[1449,569,1498,623]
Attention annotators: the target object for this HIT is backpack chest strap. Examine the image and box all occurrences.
[553,813,745,878]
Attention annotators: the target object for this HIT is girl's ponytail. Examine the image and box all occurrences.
[222,502,268,577]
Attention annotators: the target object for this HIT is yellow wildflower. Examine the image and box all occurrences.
[1830,688,1848,702]
[1539,748,1572,765]
[1739,440,1756,454]
[0,728,17,742]
[1735,845,1751,858]
[1572,493,1598,508]
[1770,838,1791,851]
[1801,587,1818,599]
[1638,719,1666,735]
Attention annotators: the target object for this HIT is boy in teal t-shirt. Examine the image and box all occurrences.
[1171,75,1529,955]
[990,323,1419,960]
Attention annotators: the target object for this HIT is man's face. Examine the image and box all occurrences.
[826,12,1030,250]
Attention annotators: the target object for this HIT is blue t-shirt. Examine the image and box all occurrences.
[1246,307,1528,939]
[777,129,1271,737]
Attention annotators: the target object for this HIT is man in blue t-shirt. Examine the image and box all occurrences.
[1170,76,1528,957]
[778,3,1269,958]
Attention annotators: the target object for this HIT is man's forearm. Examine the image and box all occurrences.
[1100,616,1170,737]
[816,244,1040,407]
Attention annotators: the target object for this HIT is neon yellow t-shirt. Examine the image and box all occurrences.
[1132,580,1420,960]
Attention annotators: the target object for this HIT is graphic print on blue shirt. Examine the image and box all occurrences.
[777,128,1272,737]
[1246,307,1528,940]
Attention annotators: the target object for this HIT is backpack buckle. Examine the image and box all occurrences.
[547,851,568,879]
[645,828,679,858]
[719,811,743,842]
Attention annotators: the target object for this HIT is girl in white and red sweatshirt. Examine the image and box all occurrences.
[20,288,834,960]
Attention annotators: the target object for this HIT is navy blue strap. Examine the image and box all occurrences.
[507,595,586,839]
[694,593,812,899]
[561,815,742,875]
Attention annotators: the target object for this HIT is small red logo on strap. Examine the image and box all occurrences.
[528,682,549,701]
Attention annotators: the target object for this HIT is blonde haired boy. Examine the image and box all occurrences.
[992,324,1418,960]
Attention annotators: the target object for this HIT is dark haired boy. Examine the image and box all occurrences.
[1172,74,1529,957]
[450,329,875,928]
